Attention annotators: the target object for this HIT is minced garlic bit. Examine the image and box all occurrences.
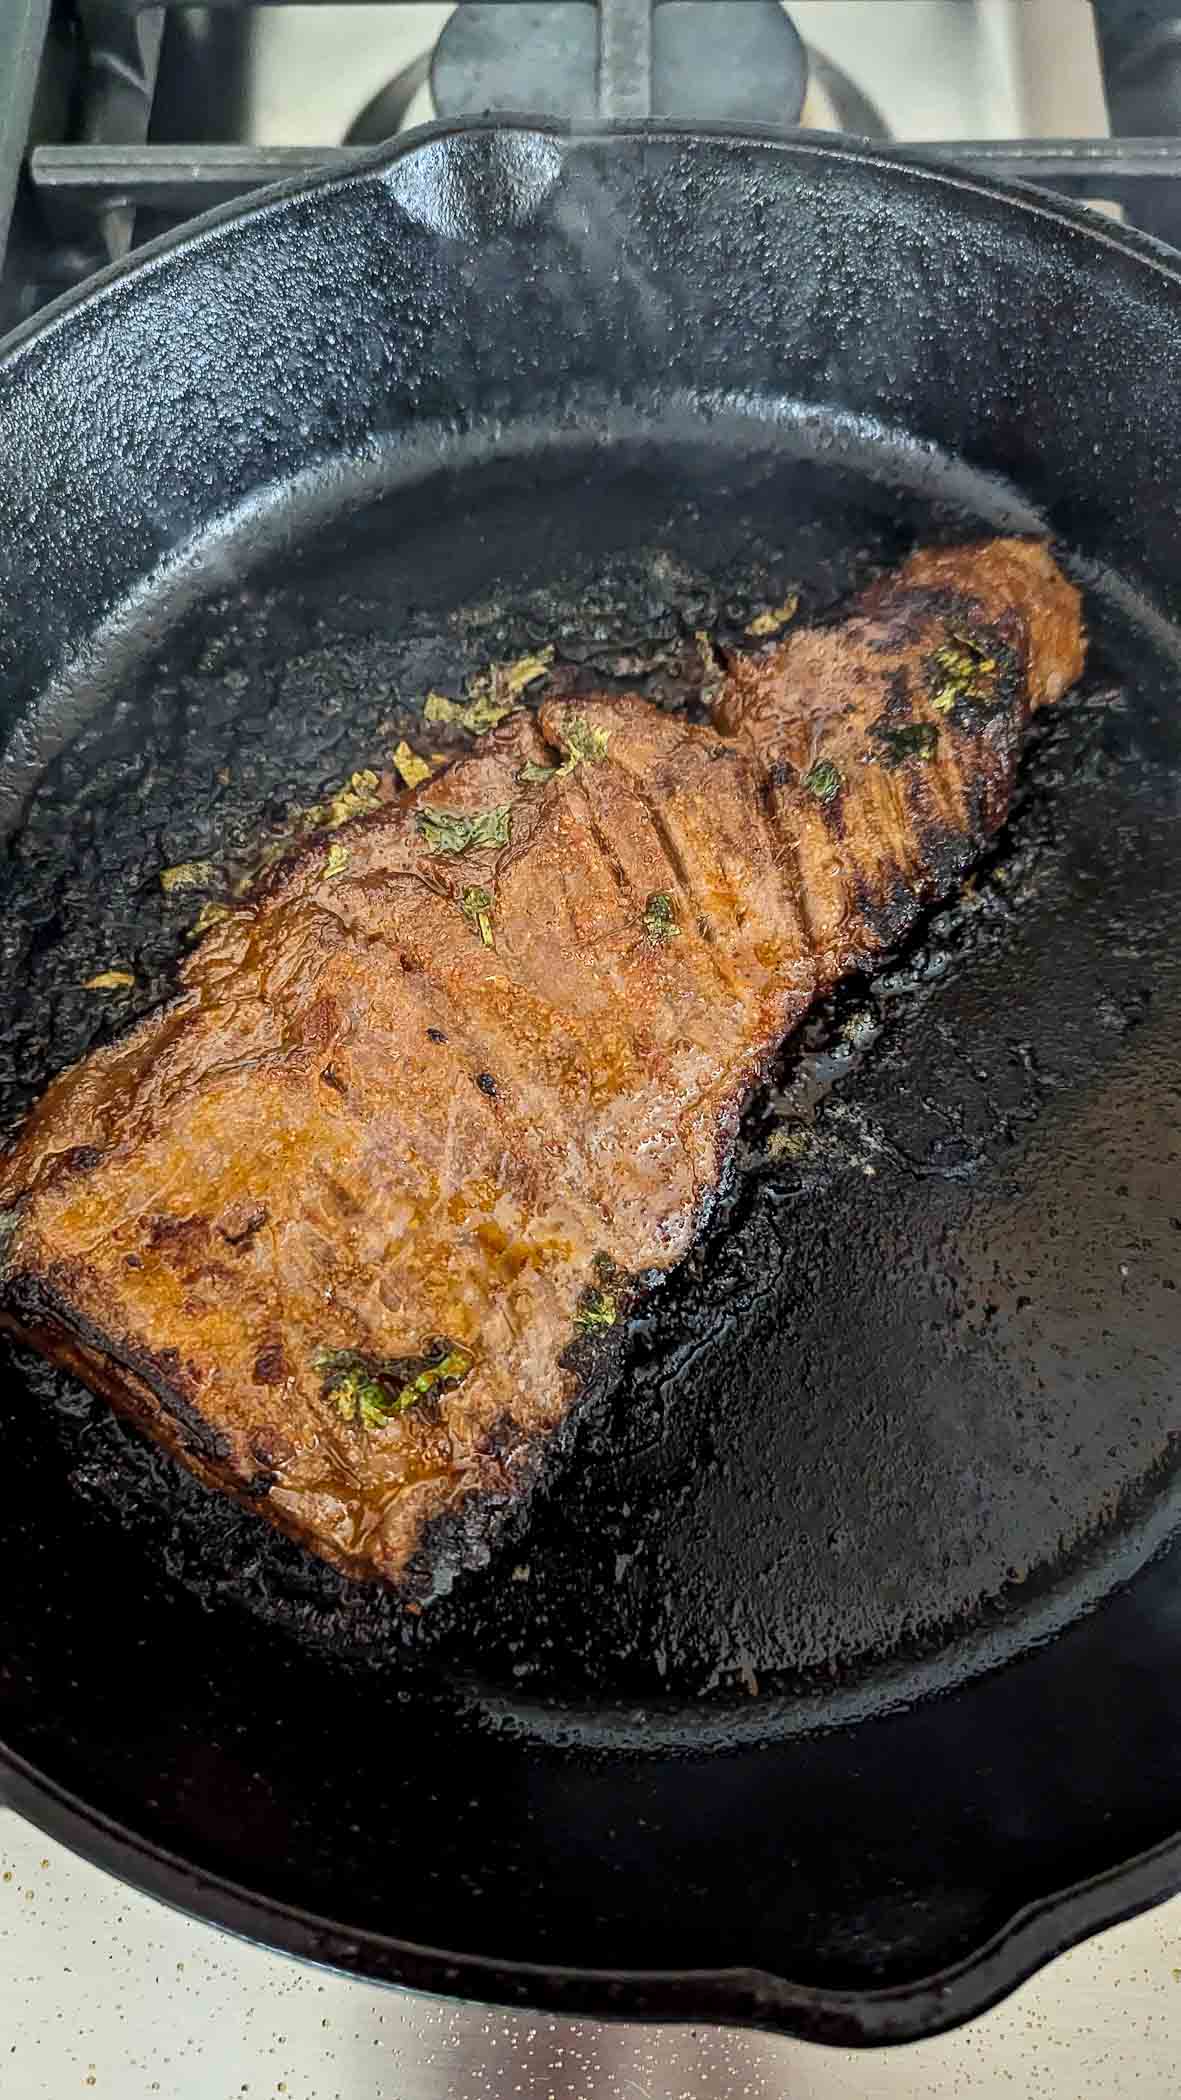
[159,860,219,894]
[272,770,385,847]
[695,629,725,704]
[425,647,555,736]
[319,769,383,829]
[392,740,433,789]
[745,593,800,637]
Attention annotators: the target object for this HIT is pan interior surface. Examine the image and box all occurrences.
[1,411,1178,1750]
[4,127,1181,2036]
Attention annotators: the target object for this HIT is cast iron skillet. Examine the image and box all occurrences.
[1,120,1180,2045]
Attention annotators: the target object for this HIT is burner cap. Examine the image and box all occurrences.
[430,1,808,127]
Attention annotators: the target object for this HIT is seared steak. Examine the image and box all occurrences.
[0,540,1085,1597]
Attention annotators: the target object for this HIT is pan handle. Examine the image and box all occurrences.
[377,123,566,242]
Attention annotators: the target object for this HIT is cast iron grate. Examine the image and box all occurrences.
[6,0,1181,330]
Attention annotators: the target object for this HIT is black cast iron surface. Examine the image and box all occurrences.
[0,122,1180,2041]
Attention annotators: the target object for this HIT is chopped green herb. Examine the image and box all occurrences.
[766,1123,814,1162]
[497,647,555,697]
[695,629,725,705]
[460,691,513,734]
[802,759,843,803]
[561,714,611,765]
[317,770,383,830]
[328,1363,395,1431]
[416,804,512,855]
[319,1342,474,1428]
[425,689,510,734]
[745,593,800,638]
[873,720,939,767]
[423,691,462,726]
[324,841,351,878]
[928,631,999,715]
[424,648,555,736]
[519,713,611,787]
[391,1344,475,1415]
[461,884,495,947]
[576,1288,618,1331]
[643,891,680,942]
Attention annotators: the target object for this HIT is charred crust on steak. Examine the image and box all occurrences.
[147,1212,211,1255]
[862,581,970,652]
[252,1341,289,1387]
[878,667,914,727]
[3,1267,233,1466]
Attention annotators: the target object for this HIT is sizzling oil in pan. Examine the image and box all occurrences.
[2,427,1179,1750]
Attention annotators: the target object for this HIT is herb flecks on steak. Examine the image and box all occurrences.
[0,540,1085,1599]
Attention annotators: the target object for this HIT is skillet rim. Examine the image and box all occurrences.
[7,114,1181,376]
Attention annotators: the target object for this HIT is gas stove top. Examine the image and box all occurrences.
[9,0,1181,341]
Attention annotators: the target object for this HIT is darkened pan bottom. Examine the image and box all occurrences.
[5,430,1176,1737]
[4,424,1179,1722]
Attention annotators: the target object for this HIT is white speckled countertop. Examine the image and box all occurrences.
[3,1810,1181,2098]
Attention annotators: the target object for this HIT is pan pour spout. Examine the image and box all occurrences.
[0,538,1084,1601]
